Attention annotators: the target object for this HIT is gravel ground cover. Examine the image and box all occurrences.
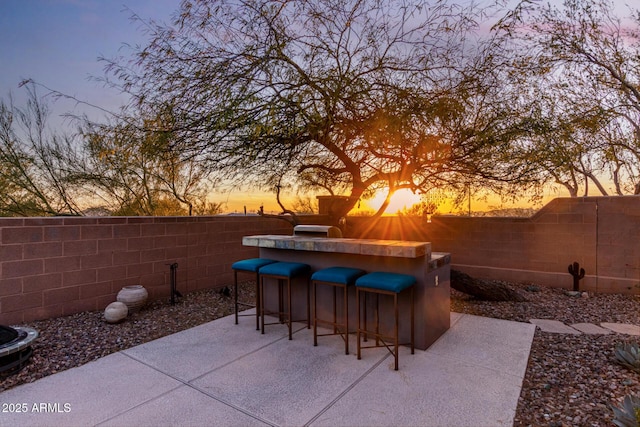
[2,280,639,426]
[452,283,640,427]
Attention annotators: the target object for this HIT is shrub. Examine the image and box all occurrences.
[614,342,640,374]
[612,394,640,427]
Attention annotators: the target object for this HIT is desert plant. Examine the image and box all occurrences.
[568,261,585,291]
[615,342,640,374]
[612,394,640,427]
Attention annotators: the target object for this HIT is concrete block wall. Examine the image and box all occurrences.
[0,216,292,325]
[1,197,638,324]
[594,196,640,293]
[346,196,640,295]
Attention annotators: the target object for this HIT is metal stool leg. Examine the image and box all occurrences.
[375,293,380,346]
[255,272,261,330]
[332,286,337,334]
[234,270,239,325]
[313,280,318,346]
[394,292,399,371]
[411,286,415,355]
[278,279,284,323]
[260,275,266,334]
[287,277,293,340]
[233,269,257,327]
[307,279,311,329]
[356,287,361,360]
[344,283,349,354]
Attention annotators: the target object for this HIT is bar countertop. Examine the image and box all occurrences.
[242,235,431,259]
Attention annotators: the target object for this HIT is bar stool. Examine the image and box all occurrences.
[231,258,276,330]
[259,261,311,340]
[311,267,366,354]
[355,272,415,371]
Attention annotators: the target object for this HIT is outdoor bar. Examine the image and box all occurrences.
[242,234,451,350]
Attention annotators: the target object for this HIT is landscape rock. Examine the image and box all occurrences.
[601,322,640,336]
[570,323,612,335]
[104,301,128,323]
[451,270,527,301]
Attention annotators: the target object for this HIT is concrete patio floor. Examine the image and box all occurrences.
[0,311,536,427]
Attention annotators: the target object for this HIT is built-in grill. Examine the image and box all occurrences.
[293,225,342,238]
[0,325,38,376]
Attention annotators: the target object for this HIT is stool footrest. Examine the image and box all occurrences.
[315,330,350,338]
[314,321,351,340]
[358,341,414,353]
[314,318,351,332]
[235,302,256,320]
[262,317,309,325]
[236,300,255,308]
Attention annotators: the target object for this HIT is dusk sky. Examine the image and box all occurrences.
[0,0,634,212]
[1,0,179,123]
[1,0,634,125]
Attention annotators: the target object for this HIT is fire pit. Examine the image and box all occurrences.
[0,325,38,376]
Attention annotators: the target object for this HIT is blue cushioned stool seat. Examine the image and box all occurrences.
[311,267,366,354]
[259,262,310,278]
[259,262,311,340]
[311,267,366,285]
[355,271,415,370]
[231,258,276,329]
[355,272,415,293]
[232,258,277,273]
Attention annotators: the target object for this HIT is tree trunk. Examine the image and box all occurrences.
[451,270,527,302]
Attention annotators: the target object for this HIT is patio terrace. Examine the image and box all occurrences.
[0,312,536,426]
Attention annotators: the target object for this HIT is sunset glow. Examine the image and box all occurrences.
[356,189,423,215]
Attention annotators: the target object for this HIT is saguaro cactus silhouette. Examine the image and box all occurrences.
[568,261,586,291]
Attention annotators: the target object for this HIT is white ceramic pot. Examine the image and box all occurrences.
[104,301,128,323]
[116,285,148,313]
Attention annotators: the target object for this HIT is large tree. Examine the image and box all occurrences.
[79,105,222,216]
[102,0,542,219]
[0,83,222,217]
[497,0,640,195]
[0,85,86,216]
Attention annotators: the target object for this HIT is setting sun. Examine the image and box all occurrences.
[358,188,423,215]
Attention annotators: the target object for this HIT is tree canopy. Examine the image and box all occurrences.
[0,86,85,216]
[497,0,640,196]
[0,84,222,217]
[101,0,544,218]
[4,0,640,218]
